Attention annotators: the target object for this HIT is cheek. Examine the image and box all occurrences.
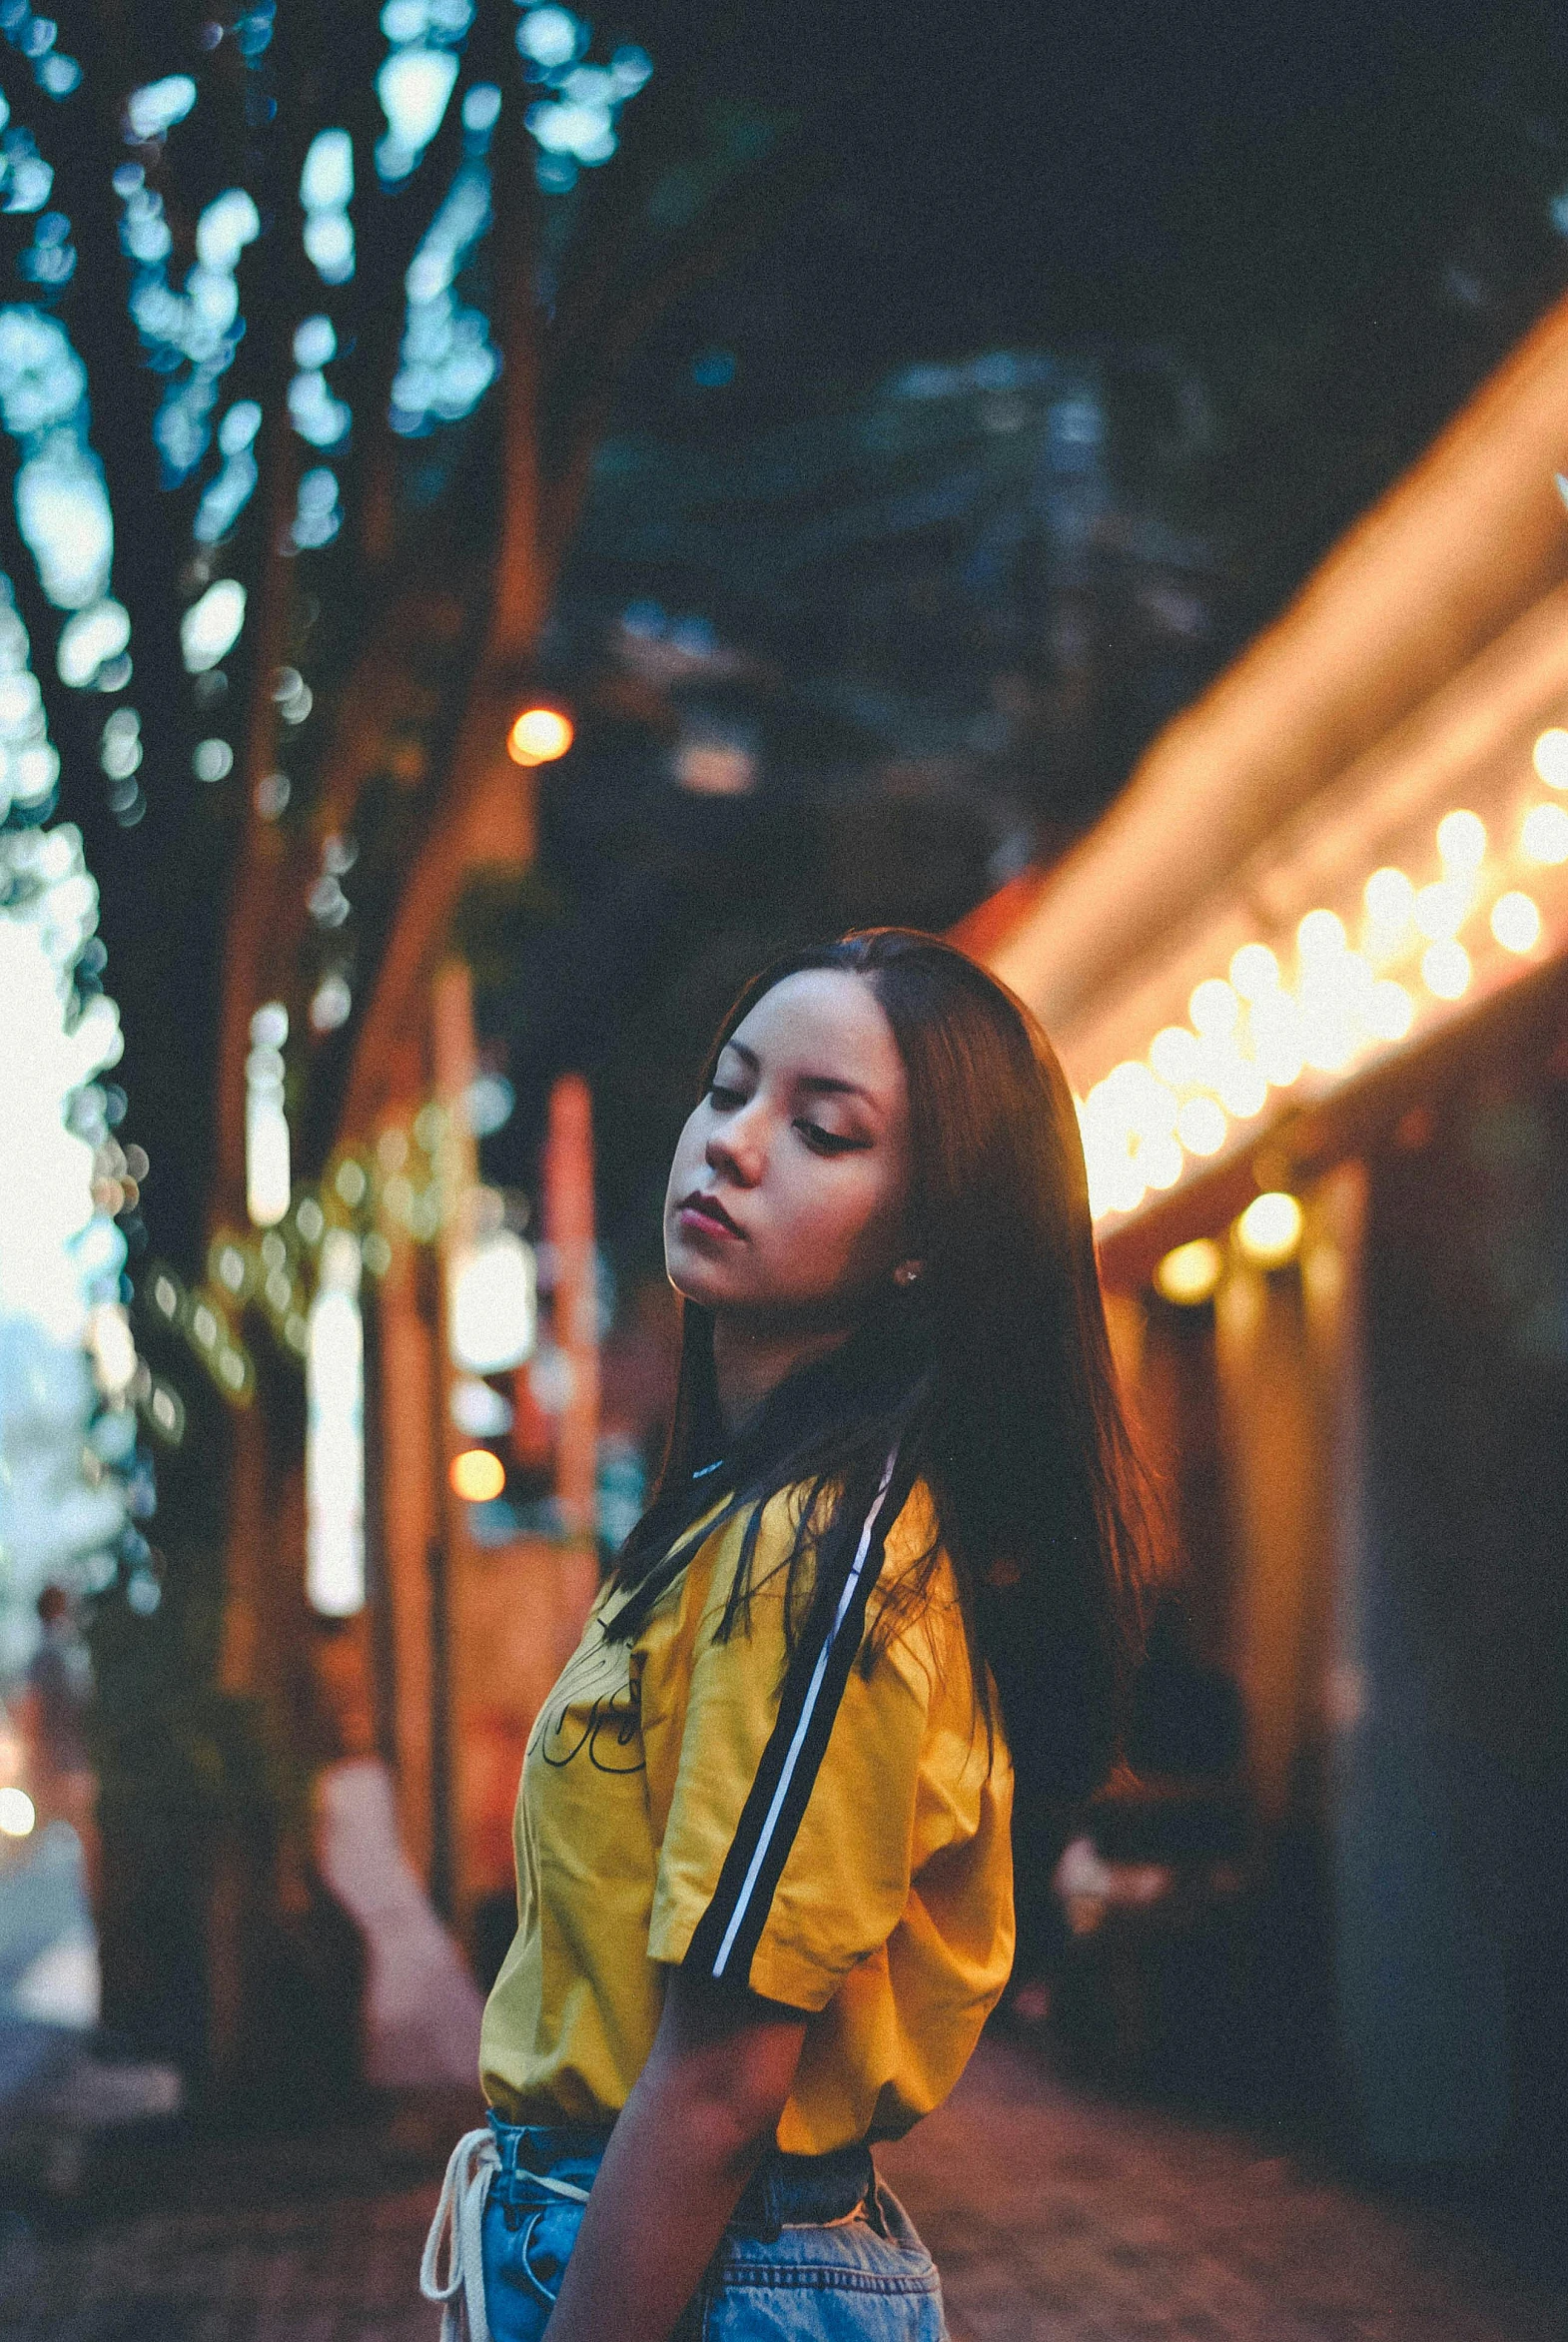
[773,1158,902,1276]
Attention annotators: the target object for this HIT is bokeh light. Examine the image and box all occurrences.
[450,1446,505,1502]
[1490,890,1541,953]
[1235,1190,1303,1268]
[1188,977,1238,1037]
[1531,727,1568,788]
[1228,942,1279,1000]
[508,706,574,765]
[1421,939,1472,999]
[1176,1096,1227,1156]
[0,1786,36,1838]
[1435,808,1486,869]
[1521,802,1568,864]
[1154,1237,1223,1306]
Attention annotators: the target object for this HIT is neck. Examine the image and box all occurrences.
[709,1311,853,1436]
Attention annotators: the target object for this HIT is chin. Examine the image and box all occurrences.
[663,1232,735,1310]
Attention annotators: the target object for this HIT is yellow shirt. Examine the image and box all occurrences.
[478,1475,1015,2155]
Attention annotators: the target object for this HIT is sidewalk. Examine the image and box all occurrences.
[0,2037,1562,2341]
[879,2037,1567,2342]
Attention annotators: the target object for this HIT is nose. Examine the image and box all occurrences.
[704,1099,766,1186]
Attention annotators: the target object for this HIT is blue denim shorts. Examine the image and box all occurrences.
[481,2114,948,2341]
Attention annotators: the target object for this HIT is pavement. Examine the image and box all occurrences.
[0,1826,182,2206]
[880,2037,1566,2342]
[0,2036,1562,2341]
[0,1826,92,2111]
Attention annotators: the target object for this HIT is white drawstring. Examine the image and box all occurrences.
[419,2126,592,2342]
[421,2128,498,2342]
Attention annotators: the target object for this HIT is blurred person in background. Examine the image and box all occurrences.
[422,930,1153,2341]
[16,1587,99,1901]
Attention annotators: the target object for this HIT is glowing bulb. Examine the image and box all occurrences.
[450,1446,505,1502]
[1149,1026,1202,1088]
[448,1231,537,1373]
[0,1787,35,1838]
[1490,891,1541,953]
[507,706,574,765]
[1212,1061,1268,1120]
[1421,940,1471,1000]
[1176,1096,1227,1156]
[1154,1237,1223,1306]
[1521,802,1568,864]
[1532,727,1568,788]
[1364,979,1415,1040]
[246,1087,290,1227]
[1413,875,1474,942]
[1297,909,1347,961]
[1362,865,1414,940]
[1236,1190,1303,1269]
[1436,809,1486,870]
[1188,978,1239,1038]
[1228,943,1279,1000]
[1085,1133,1146,1221]
[1092,1062,1177,1141]
[1300,946,1373,1020]
[1298,1008,1357,1074]
[1248,991,1304,1088]
[1134,1132,1184,1190]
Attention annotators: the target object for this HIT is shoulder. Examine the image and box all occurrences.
[630,1471,962,1672]
[713,1471,955,1609]
[875,1477,970,1693]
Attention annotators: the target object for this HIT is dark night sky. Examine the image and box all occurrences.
[618,0,1568,430]
[543,0,1568,689]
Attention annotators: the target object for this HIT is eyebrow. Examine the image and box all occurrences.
[719,1038,879,1108]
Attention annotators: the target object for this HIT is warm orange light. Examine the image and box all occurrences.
[1491,891,1541,953]
[1155,1237,1223,1305]
[1235,1190,1303,1268]
[507,706,574,766]
[450,1447,505,1501]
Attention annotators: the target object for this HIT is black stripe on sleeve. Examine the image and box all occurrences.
[684,1452,916,1989]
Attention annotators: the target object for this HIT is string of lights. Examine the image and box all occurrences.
[1078,723,1568,1227]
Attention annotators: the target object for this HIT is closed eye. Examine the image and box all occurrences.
[795,1120,869,1156]
[707,1082,747,1110]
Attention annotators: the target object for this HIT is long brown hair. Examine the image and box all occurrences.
[608,928,1155,1801]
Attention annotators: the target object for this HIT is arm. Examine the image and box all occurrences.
[541,1964,808,2342]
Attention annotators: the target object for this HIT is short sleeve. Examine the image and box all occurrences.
[645,1476,932,2012]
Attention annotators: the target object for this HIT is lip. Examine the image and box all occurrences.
[676,1190,745,1239]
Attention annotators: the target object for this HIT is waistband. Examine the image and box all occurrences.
[485,2113,874,2240]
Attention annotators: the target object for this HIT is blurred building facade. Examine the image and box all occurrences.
[982,292,1568,2189]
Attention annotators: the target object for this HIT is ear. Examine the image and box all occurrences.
[892,1258,925,1289]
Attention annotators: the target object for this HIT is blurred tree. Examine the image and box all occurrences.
[0,0,802,2092]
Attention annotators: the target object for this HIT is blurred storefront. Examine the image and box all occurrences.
[190,773,609,2082]
[980,294,1568,2185]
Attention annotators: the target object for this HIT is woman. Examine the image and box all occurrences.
[422,928,1151,2341]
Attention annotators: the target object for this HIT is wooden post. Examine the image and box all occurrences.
[372,1110,441,1883]
[542,1076,602,1688]
[543,1073,600,1542]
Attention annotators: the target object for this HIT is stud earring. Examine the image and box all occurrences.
[893,1261,922,1288]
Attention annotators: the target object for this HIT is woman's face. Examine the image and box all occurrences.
[664,970,912,1327]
